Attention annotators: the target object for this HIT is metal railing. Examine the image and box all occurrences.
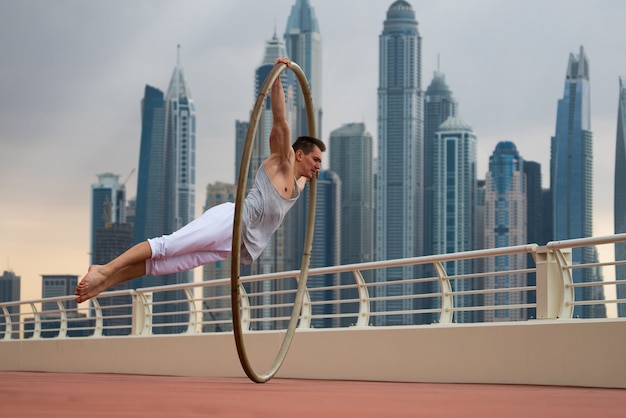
[2,234,626,340]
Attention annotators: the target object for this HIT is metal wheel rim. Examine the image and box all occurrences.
[231,61,317,383]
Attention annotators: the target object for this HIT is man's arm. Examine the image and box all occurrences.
[269,58,291,162]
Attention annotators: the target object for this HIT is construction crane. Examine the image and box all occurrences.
[122,168,136,187]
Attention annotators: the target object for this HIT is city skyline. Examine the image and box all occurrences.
[1,0,625,303]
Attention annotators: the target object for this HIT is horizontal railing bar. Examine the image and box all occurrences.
[447,303,535,312]
[451,286,537,296]
[546,232,626,249]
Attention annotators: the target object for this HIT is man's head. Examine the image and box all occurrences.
[292,136,326,180]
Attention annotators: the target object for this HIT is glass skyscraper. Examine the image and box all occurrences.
[419,70,458,324]
[90,173,127,260]
[424,71,458,257]
[284,0,322,138]
[614,77,626,317]
[550,46,604,318]
[91,173,133,335]
[433,116,477,323]
[376,0,423,326]
[483,141,527,322]
[329,123,374,266]
[306,170,341,329]
[0,270,20,338]
[134,47,196,333]
[202,181,236,333]
[328,122,374,326]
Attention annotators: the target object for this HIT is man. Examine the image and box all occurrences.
[75,57,325,303]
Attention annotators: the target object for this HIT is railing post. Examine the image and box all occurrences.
[184,288,197,334]
[29,303,41,339]
[132,292,153,335]
[56,301,67,338]
[353,270,370,327]
[238,284,251,332]
[91,298,103,337]
[434,262,453,324]
[535,246,573,319]
[1,306,11,340]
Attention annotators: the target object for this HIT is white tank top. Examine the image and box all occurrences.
[241,164,300,264]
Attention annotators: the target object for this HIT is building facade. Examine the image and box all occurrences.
[0,270,20,338]
[305,170,341,329]
[483,141,528,322]
[134,48,196,333]
[424,71,458,257]
[201,181,236,333]
[284,0,322,138]
[376,0,423,325]
[550,46,605,318]
[328,122,374,326]
[433,116,477,323]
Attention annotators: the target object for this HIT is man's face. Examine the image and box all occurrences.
[298,147,323,180]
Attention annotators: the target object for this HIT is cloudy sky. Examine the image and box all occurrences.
[1,0,624,304]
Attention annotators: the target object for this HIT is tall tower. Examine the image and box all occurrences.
[135,84,167,247]
[614,77,626,317]
[166,45,196,234]
[0,270,20,338]
[284,0,322,138]
[433,116,477,323]
[91,173,127,260]
[91,173,133,335]
[523,160,544,319]
[306,170,341,329]
[484,141,528,322]
[328,123,374,326]
[329,123,374,266]
[376,0,422,325]
[202,181,236,333]
[420,70,458,324]
[134,47,196,333]
[550,46,605,318]
[424,71,458,257]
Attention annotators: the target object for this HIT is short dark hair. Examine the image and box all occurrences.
[292,135,326,153]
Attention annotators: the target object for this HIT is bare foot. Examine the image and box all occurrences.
[74,265,109,303]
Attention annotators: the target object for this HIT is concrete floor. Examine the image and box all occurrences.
[1,371,625,417]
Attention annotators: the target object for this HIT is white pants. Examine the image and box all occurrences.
[146,202,235,276]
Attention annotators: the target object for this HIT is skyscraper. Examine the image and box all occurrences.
[284,0,322,138]
[134,47,196,333]
[0,270,20,338]
[91,173,127,260]
[550,46,605,318]
[329,123,374,266]
[91,173,133,335]
[483,141,528,322]
[614,77,626,317]
[376,0,422,325]
[328,123,374,326]
[306,170,341,329]
[420,70,458,324]
[202,181,236,333]
[424,71,458,257]
[523,160,544,319]
[433,116,477,323]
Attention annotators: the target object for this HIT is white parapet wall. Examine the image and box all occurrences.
[2,319,626,388]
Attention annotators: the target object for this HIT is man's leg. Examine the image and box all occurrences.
[75,241,152,303]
